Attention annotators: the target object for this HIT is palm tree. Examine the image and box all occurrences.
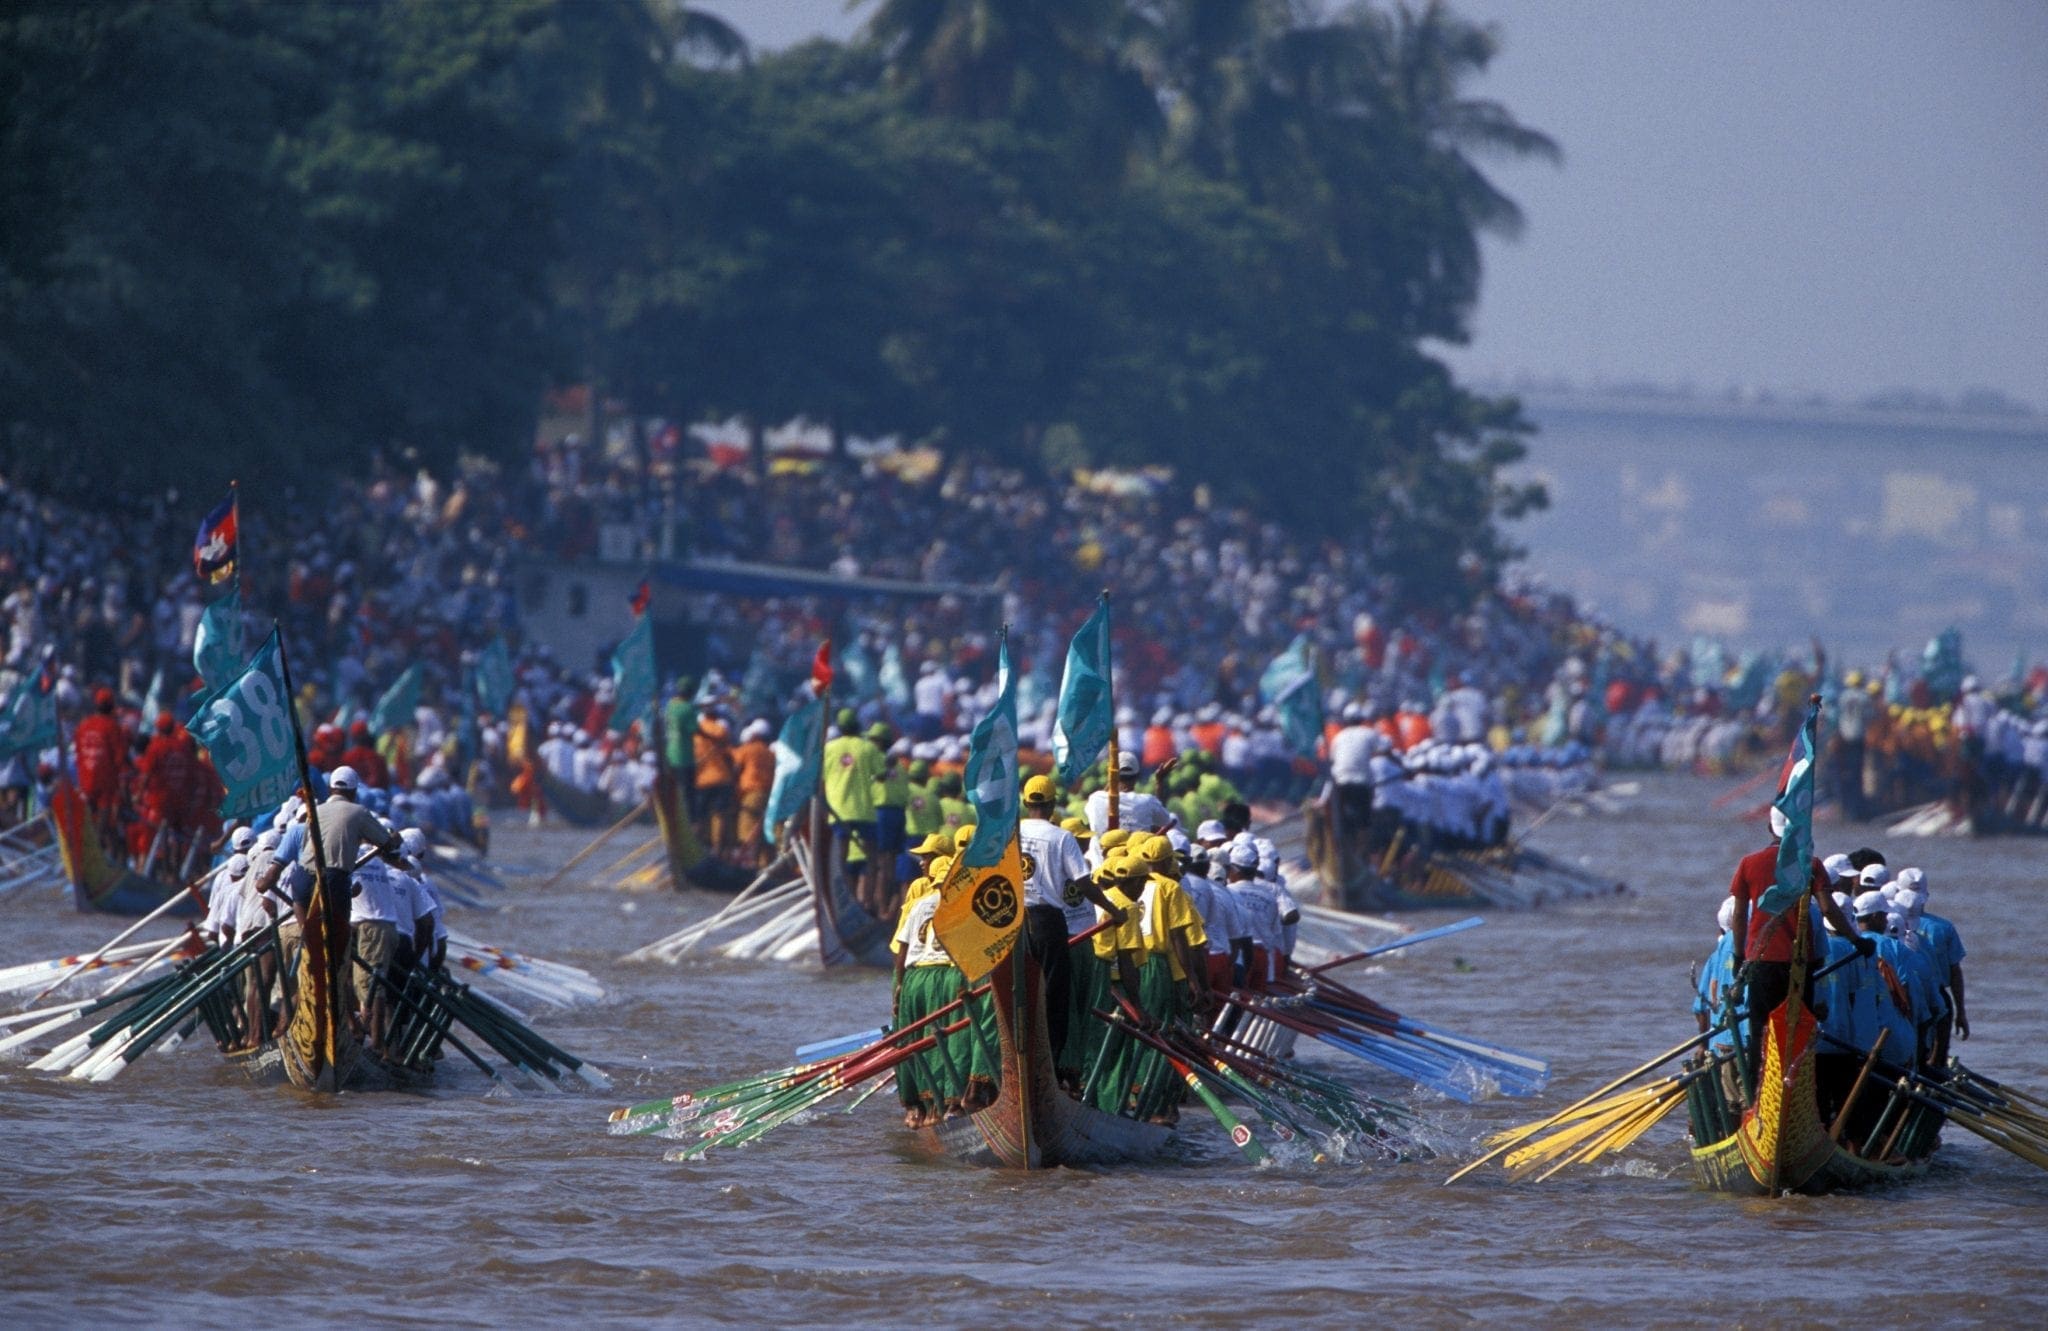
[858,0,1157,178]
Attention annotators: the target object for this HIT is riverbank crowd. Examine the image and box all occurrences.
[1,426,2040,882]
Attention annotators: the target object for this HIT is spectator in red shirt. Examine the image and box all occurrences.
[1727,805,1870,1097]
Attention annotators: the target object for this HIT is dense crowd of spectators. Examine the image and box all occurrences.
[2,426,2041,841]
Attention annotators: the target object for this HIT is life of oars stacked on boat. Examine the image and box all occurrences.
[607,917,1542,1166]
[0,903,611,1093]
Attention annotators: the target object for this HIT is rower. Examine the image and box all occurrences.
[1083,751,1170,845]
[1019,775,1122,1089]
[1223,842,1286,989]
[1897,868,1968,1054]
[1814,874,1872,1123]
[398,828,447,970]
[348,836,407,1057]
[1852,893,1919,1074]
[1726,806,1870,1092]
[1884,907,1947,1071]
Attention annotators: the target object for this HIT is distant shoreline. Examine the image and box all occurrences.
[1510,388,2048,442]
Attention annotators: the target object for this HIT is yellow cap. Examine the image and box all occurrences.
[911,832,951,856]
[1060,815,1091,840]
[954,826,977,852]
[928,854,954,883]
[1098,827,1132,851]
[1022,773,1058,804]
[1137,833,1174,866]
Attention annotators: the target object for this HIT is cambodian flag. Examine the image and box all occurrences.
[192,489,237,585]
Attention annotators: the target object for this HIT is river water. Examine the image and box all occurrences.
[3,772,2043,1327]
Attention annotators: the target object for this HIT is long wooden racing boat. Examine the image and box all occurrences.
[1685,920,1939,1195]
[49,781,199,917]
[276,879,431,1093]
[537,766,636,829]
[790,824,893,968]
[650,767,754,894]
[918,951,1172,1168]
[1303,791,1624,913]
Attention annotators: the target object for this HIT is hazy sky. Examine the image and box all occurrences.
[733,1,2048,406]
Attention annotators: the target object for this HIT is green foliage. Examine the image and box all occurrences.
[0,0,1554,607]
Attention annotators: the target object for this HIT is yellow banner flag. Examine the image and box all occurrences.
[932,827,1024,982]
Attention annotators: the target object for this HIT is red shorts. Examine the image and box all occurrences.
[1206,952,1232,992]
[1250,946,1276,988]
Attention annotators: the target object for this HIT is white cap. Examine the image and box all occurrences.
[1885,911,1906,935]
[229,827,256,852]
[1195,819,1228,843]
[1899,888,1928,915]
[1857,863,1887,888]
[1896,866,1926,893]
[1227,842,1260,869]
[226,853,250,878]
[1114,751,1138,776]
[329,765,361,793]
[1821,853,1853,884]
[399,827,427,857]
[742,719,771,741]
[1852,890,1888,917]
[1167,829,1191,854]
[1716,896,1736,934]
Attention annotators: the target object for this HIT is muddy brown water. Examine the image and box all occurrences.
[3,773,2043,1326]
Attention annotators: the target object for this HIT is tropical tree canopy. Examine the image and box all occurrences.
[0,0,1555,606]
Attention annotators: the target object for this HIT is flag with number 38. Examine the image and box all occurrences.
[187,627,299,820]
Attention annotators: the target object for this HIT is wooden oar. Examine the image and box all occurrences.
[1102,996,1268,1164]
[534,796,650,893]
[1307,917,1484,975]
[26,866,210,1005]
[1445,1026,1720,1183]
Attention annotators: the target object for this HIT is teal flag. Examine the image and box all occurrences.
[1760,699,1820,918]
[370,663,423,737]
[193,587,246,693]
[187,629,298,821]
[474,636,515,716]
[608,614,656,736]
[1259,634,1323,759]
[879,642,911,710]
[0,673,58,761]
[961,632,1018,868]
[1052,596,1113,785]
[1921,628,1964,702]
[840,640,877,703]
[763,692,824,844]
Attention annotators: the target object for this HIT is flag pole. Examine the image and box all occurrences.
[274,627,340,1078]
[1100,591,1119,830]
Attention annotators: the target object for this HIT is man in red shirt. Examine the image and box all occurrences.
[339,720,389,789]
[72,687,128,832]
[137,712,202,868]
[1728,806,1870,1096]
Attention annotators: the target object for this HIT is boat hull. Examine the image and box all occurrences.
[1688,1005,1936,1195]
[537,768,635,829]
[49,782,198,917]
[915,954,1172,1168]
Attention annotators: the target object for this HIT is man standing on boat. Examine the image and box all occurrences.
[1728,805,1869,1095]
[1019,775,1123,1089]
